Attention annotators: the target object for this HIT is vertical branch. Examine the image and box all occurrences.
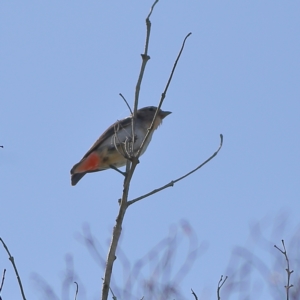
[101,164,138,300]
[102,3,160,297]
[134,0,159,115]
[0,238,27,300]
[131,0,159,161]
[101,2,191,300]
[274,240,294,300]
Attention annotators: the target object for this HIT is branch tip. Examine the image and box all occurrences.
[191,288,198,300]
[147,0,159,20]
[0,238,26,300]
[119,93,133,115]
[74,282,79,300]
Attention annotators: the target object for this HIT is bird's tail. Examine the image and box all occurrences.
[71,172,86,186]
[70,152,101,186]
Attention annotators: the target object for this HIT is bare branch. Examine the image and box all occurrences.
[102,3,161,297]
[0,238,27,300]
[101,162,136,300]
[131,0,160,164]
[191,288,198,300]
[74,282,78,300]
[109,284,117,300]
[128,134,223,206]
[134,0,159,115]
[0,269,6,293]
[136,32,192,159]
[217,275,228,300]
[119,93,133,115]
[274,240,293,300]
[102,3,192,300]
[161,32,192,104]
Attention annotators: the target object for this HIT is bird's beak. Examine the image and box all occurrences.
[160,110,172,119]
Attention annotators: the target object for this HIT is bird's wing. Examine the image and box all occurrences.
[80,116,133,160]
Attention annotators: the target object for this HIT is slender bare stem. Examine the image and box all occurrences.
[191,288,198,300]
[131,0,159,155]
[274,240,293,300]
[0,269,6,293]
[0,238,26,300]
[217,275,228,300]
[128,134,223,206]
[74,282,78,300]
[109,285,117,300]
[136,32,192,159]
[119,93,133,115]
[134,0,159,116]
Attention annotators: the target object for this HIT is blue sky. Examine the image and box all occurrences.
[1,1,300,299]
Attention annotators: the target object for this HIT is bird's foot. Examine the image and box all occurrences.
[109,165,127,176]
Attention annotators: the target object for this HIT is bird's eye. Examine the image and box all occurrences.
[149,107,155,111]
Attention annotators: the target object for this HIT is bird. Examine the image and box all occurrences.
[70,106,171,186]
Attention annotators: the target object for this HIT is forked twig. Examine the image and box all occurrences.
[217,275,228,300]
[274,240,293,300]
[0,238,26,300]
[128,134,223,206]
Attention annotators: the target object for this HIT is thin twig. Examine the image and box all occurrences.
[161,32,192,103]
[217,275,228,300]
[274,240,293,300]
[0,238,26,300]
[109,284,117,300]
[128,134,223,206]
[0,269,6,293]
[191,288,198,300]
[119,93,133,115]
[113,122,130,160]
[136,32,192,159]
[101,278,117,299]
[74,282,78,300]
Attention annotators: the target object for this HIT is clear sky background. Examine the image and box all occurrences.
[1,1,300,299]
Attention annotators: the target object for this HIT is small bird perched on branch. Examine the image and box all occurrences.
[70,106,171,186]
